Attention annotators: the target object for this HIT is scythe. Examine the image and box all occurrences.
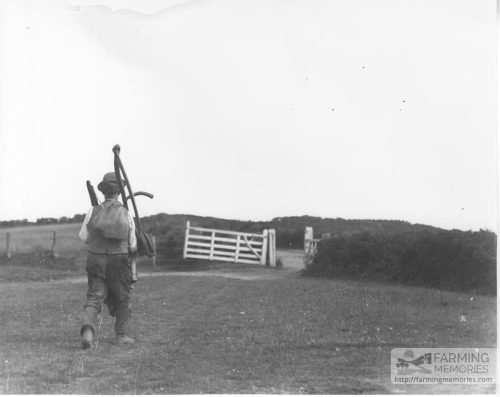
[112,144,155,281]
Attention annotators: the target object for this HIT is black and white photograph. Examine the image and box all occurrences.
[0,0,497,394]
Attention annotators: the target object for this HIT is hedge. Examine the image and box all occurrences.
[305,229,496,295]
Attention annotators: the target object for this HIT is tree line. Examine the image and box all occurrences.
[141,214,445,249]
[0,214,86,228]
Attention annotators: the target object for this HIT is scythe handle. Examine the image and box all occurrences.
[113,145,128,211]
[112,145,142,233]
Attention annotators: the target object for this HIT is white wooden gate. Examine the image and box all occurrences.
[183,221,269,265]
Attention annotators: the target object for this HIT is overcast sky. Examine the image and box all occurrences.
[0,0,497,231]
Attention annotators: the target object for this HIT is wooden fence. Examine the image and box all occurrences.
[183,221,276,265]
[2,229,157,265]
[3,230,58,259]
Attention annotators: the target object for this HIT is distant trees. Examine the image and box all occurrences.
[139,213,451,251]
[36,214,85,225]
[0,213,86,228]
[0,219,30,228]
[67,214,86,223]
[35,218,58,225]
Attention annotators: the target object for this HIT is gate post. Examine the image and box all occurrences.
[261,229,268,265]
[304,227,314,267]
[268,229,276,267]
[304,227,313,254]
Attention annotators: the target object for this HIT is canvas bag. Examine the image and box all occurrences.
[88,201,129,240]
[137,230,155,257]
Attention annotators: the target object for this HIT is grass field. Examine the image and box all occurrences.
[0,223,86,264]
[0,258,496,394]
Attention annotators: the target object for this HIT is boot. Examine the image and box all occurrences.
[115,335,135,345]
[81,327,94,349]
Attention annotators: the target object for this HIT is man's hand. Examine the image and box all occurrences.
[129,252,138,283]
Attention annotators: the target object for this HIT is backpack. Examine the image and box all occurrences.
[88,201,130,240]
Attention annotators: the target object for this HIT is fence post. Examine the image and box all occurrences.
[268,229,276,267]
[51,231,57,259]
[183,220,190,259]
[152,235,156,268]
[261,229,268,266]
[6,232,11,259]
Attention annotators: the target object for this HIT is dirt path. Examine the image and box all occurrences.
[0,250,305,288]
[276,248,305,271]
[138,250,305,281]
[36,269,287,285]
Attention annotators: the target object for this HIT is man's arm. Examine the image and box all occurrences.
[128,212,137,253]
[78,208,93,243]
[128,212,139,283]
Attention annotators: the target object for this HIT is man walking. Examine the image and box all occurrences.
[79,172,137,348]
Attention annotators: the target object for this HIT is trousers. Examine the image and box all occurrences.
[81,253,132,337]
